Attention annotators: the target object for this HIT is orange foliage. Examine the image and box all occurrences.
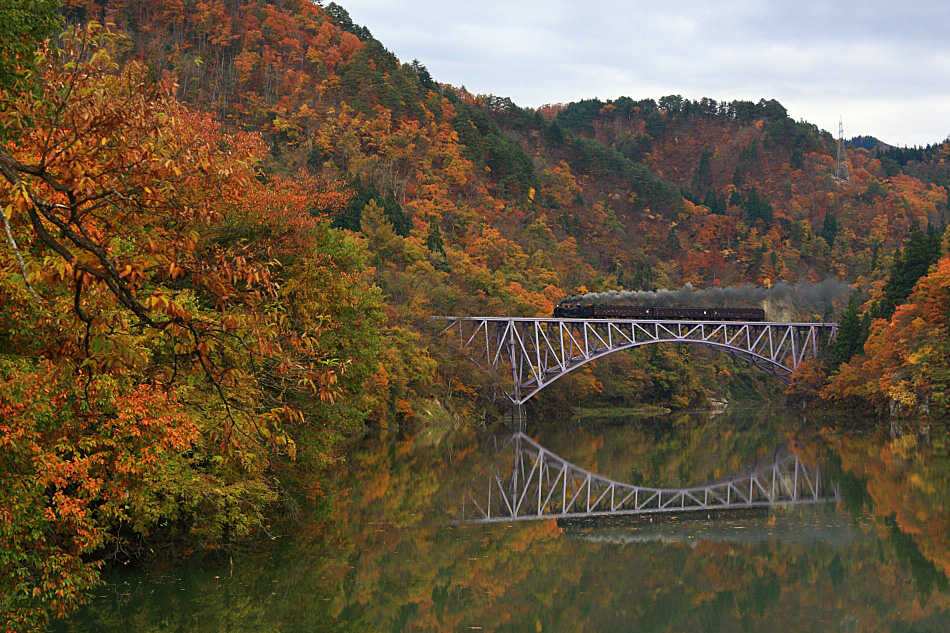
[825,255,950,416]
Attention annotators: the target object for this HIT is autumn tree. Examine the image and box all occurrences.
[824,252,950,415]
[0,23,382,630]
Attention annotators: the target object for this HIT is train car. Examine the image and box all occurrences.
[588,305,653,319]
[554,303,652,318]
[710,307,766,321]
[653,306,709,320]
[554,303,765,322]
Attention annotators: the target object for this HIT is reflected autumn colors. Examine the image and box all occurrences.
[60,409,950,632]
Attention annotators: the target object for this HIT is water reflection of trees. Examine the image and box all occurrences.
[825,421,950,585]
[62,415,950,632]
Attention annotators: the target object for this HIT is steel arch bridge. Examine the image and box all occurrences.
[458,433,840,524]
[438,317,837,405]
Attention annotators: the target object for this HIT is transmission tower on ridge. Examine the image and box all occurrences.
[835,116,850,183]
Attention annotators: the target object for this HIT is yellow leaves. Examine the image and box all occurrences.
[167,261,184,279]
[8,181,34,217]
[143,293,190,321]
[273,115,302,144]
[886,380,918,407]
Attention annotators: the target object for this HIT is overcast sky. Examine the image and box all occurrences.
[338,0,949,147]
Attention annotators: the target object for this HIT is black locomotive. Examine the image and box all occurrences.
[554,302,765,321]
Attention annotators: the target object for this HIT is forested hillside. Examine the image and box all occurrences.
[1,0,949,628]
[65,0,947,298]
[61,0,949,404]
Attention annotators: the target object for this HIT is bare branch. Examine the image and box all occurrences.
[0,205,41,303]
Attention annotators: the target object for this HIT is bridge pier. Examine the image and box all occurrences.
[503,403,527,431]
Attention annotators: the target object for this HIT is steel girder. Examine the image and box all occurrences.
[438,318,837,405]
[459,433,840,524]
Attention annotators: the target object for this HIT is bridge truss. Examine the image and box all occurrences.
[439,317,837,405]
[459,433,840,524]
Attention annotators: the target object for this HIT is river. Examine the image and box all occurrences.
[58,406,950,632]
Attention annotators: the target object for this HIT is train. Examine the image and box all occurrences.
[553,302,766,321]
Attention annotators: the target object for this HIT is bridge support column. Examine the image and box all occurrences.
[504,404,527,431]
[507,323,520,403]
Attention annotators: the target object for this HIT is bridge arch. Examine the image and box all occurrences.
[514,337,794,403]
[439,317,837,405]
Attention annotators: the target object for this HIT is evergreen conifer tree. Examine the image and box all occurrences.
[821,212,838,248]
[830,293,863,367]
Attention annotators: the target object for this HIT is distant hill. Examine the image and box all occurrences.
[849,135,892,151]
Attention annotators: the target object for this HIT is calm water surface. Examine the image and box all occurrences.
[60,408,950,632]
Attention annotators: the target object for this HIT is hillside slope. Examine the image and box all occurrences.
[70,0,950,407]
[82,0,944,299]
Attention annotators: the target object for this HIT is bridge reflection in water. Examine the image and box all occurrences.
[457,433,840,525]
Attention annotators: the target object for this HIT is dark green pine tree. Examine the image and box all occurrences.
[876,221,942,320]
[829,293,863,367]
[729,188,743,208]
[703,189,727,214]
[859,311,872,346]
[666,225,681,255]
[741,186,773,226]
[691,147,712,193]
[821,212,838,248]
[324,2,374,41]
[425,217,445,255]
[328,177,412,237]
[790,148,805,170]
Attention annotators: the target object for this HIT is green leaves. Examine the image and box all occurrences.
[0,0,61,98]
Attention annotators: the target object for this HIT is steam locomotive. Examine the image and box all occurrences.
[554,302,766,321]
